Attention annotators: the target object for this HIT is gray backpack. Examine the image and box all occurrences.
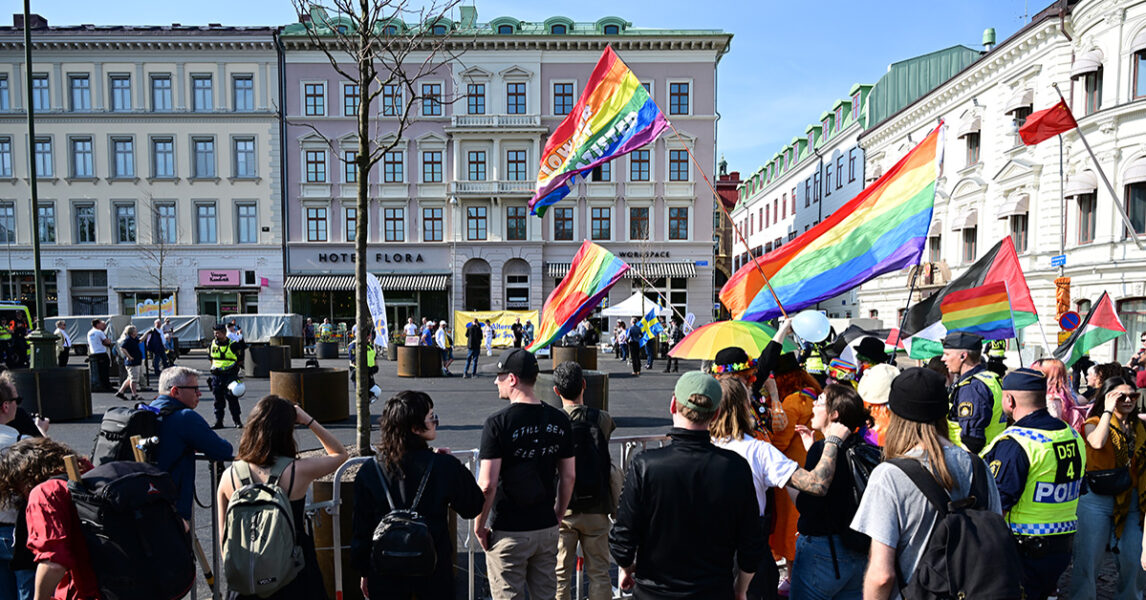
[222,457,304,597]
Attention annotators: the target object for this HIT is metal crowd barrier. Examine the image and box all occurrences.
[193,434,670,600]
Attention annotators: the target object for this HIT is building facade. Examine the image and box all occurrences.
[0,16,283,320]
[857,0,1146,363]
[280,9,731,328]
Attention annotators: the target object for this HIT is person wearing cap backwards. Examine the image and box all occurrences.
[850,367,1002,598]
[208,323,243,429]
[980,368,1085,600]
[475,348,575,600]
[610,371,766,600]
[940,331,1005,453]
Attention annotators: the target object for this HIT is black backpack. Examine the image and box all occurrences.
[836,439,883,553]
[568,406,611,512]
[91,404,177,465]
[889,456,1023,600]
[371,457,437,577]
[68,461,196,600]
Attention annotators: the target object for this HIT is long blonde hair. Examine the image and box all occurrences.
[709,377,755,441]
[882,412,955,490]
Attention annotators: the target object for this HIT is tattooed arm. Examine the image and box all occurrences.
[786,422,850,496]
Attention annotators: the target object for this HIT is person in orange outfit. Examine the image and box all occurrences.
[856,363,897,446]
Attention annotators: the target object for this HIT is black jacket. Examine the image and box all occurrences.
[609,428,765,599]
[465,323,483,350]
[350,448,483,584]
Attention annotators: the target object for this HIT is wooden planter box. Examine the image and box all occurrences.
[269,367,349,423]
[6,367,92,421]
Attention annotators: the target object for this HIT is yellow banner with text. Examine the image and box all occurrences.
[453,310,539,349]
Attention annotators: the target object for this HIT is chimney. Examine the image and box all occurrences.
[982,27,996,52]
[13,13,48,29]
[459,6,477,28]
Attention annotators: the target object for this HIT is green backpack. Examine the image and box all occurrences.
[222,457,305,597]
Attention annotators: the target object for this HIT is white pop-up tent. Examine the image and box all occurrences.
[601,293,672,317]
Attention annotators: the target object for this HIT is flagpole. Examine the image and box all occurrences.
[630,268,691,327]
[889,264,920,359]
[1051,83,1144,250]
[1004,282,1024,368]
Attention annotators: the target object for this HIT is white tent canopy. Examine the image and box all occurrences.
[601,293,671,317]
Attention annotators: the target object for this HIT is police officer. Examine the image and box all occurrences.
[941,331,1005,453]
[208,323,242,429]
[982,368,1085,600]
[986,339,1008,378]
[801,340,828,385]
[347,331,378,382]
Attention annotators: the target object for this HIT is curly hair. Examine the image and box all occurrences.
[376,390,433,477]
[236,395,298,467]
[0,437,76,505]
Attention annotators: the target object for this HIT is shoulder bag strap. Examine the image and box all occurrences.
[408,456,436,512]
[968,453,992,510]
[233,460,253,487]
[373,457,401,512]
[887,457,952,517]
[266,456,294,488]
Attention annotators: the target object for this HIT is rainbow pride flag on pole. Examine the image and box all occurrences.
[527,241,629,353]
[939,282,1017,340]
[720,125,942,322]
[529,47,668,217]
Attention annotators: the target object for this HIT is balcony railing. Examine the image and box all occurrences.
[450,180,535,195]
[449,114,542,128]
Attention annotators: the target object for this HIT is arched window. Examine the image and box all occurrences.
[383,25,397,35]
[498,24,514,34]
[463,259,491,311]
[551,24,567,34]
[432,24,447,35]
[504,259,530,310]
[603,24,619,34]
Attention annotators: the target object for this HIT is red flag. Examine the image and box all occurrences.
[1018,100,1078,145]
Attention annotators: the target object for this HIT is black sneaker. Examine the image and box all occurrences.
[233,420,243,428]
[212,421,225,430]
[115,392,129,401]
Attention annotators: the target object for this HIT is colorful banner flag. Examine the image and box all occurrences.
[637,308,664,348]
[365,273,388,342]
[526,241,630,353]
[901,237,1039,359]
[939,281,1017,340]
[529,46,668,217]
[720,124,942,322]
[1018,100,1078,145]
[1054,291,1126,367]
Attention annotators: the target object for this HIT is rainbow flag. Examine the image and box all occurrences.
[529,46,668,217]
[526,241,629,353]
[940,282,1016,340]
[720,125,942,321]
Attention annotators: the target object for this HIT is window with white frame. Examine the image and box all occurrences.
[152,138,174,178]
[384,207,405,241]
[383,151,404,183]
[69,75,91,112]
[236,202,257,244]
[196,203,218,243]
[109,75,131,111]
[192,138,215,178]
[0,138,14,177]
[71,137,93,178]
[191,75,213,111]
[154,202,176,244]
[304,83,325,116]
[305,150,326,183]
[151,75,172,111]
[115,203,136,243]
[0,75,8,111]
[111,138,134,178]
[233,138,256,178]
[0,202,14,242]
[33,138,52,177]
[233,75,254,112]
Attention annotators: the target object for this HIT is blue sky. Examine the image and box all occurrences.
[33,0,1036,176]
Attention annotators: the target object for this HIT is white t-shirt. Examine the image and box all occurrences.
[87,327,109,355]
[434,327,448,349]
[404,322,419,336]
[53,327,72,347]
[713,434,798,516]
[227,330,243,343]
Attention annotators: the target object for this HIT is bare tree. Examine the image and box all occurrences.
[288,0,465,452]
[139,195,178,319]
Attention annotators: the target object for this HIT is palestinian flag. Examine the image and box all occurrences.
[901,237,1038,359]
[1053,292,1125,367]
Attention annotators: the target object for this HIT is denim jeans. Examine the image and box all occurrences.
[465,349,479,376]
[0,525,33,600]
[789,534,864,600]
[1068,490,1146,600]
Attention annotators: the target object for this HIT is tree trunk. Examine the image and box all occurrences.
[353,42,374,455]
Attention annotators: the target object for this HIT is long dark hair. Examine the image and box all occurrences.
[823,383,870,431]
[376,390,434,476]
[1087,376,1135,420]
[236,395,298,467]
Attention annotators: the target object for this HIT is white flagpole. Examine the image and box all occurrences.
[1004,282,1024,368]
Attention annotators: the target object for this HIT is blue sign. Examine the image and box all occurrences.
[1051,254,1067,267]
[695,260,709,266]
[1059,311,1081,331]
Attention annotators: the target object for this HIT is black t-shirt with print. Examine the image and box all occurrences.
[479,402,574,531]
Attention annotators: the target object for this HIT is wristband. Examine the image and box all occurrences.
[825,435,844,447]
[306,417,316,428]
[1103,410,1114,416]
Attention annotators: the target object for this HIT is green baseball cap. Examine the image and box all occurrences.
[673,371,722,414]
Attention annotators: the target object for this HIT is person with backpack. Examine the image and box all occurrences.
[351,390,483,600]
[216,395,347,599]
[1067,375,1145,600]
[550,361,615,600]
[790,383,879,599]
[850,367,1006,600]
[981,368,1085,600]
[150,366,234,522]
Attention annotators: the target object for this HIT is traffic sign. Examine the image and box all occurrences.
[695,260,709,266]
[1059,311,1081,331]
[1051,254,1067,267]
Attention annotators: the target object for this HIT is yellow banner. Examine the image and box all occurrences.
[453,310,539,348]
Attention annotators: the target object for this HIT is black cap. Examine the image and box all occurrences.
[714,347,750,366]
[856,337,887,363]
[497,348,539,379]
[888,367,949,423]
[1002,368,1047,392]
[212,323,226,332]
[942,331,984,351]
[775,352,800,375]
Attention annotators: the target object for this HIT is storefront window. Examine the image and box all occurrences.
[69,269,106,316]
[1117,298,1146,364]
[0,271,58,320]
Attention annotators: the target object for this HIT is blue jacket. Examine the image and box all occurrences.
[150,395,234,519]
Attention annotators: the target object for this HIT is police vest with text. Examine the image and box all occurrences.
[210,340,238,370]
[805,346,827,375]
[948,371,1006,447]
[983,425,1086,536]
[987,340,1007,359]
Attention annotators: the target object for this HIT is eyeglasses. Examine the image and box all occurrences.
[425,414,440,427]
[175,386,202,395]
[2,396,21,406]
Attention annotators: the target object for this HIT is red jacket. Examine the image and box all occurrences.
[25,479,100,600]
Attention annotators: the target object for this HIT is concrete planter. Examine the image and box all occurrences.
[6,367,92,421]
[269,367,349,423]
[315,340,341,360]
[245,344,291,378]
[396,345,442,378]
[551,345,598,371]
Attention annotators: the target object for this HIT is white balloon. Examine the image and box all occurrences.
[791,310,831,343]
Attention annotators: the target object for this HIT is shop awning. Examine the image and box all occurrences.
[951,209,978,231]
[545,262,697,279]
[956,116,981,138]
[1124,157,1146,185]
[996,194,1030,218]
[927,219,943,237]
[1064,171,1098,197]
[1004,88,1034,114]
[1070,49,1104,78]
[284,274,450,292]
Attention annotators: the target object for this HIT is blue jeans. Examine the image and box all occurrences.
[790,534,865,600]
[1068,490,1146,600]
[619,343,628,360]
[465,349,479,376]
[0,525,33,600]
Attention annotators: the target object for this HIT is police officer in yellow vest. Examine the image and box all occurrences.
[986,339,1008,377]
[348,332,378,380]
[982,368,1085,600]
[208,323,242,429]
[941,331,1005,453]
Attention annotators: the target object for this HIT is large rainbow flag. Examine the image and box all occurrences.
[720,125,942,321]
[526,241,629,353]
[529,46,668,217]
[939,282,1016,340]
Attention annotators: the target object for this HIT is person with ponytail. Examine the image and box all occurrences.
[351,391,483,600]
